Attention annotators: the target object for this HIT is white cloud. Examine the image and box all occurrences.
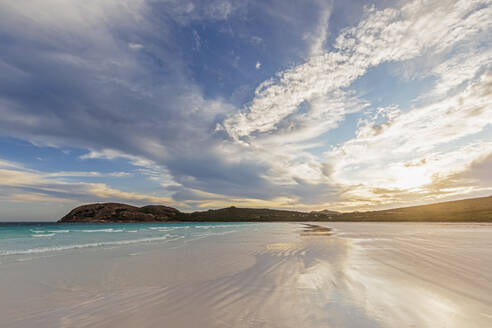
[223,0,491,144]
[80,148,179,186]
[0,159,178,206]
[250,36,263,45]
[80,149,153,167]
[86,183,175,204]
[128,43,144,50]
[425,47,492,99]
[255,61,261,70]
[328,73,492,172]
[205,0,233,20]
[307,1,332,56]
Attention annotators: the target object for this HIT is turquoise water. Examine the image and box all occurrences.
[0,222,252,258]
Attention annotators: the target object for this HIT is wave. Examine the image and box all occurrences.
[31,233,55,237]
[189,230,237,238]
[80,229,124,233]
[148,227,176,231]
[48,230,70,233]
[0,234,183,256]
[194,225,234,229]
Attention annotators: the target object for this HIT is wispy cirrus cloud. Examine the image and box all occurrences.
[223,0,491,143]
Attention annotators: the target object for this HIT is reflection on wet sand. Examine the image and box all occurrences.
[299,223,333,236]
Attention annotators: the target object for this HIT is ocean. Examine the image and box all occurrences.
[0,222,253,260]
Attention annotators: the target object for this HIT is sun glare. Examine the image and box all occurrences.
[394,166,432,190]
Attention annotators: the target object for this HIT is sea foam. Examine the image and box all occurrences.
[0,234,183,256]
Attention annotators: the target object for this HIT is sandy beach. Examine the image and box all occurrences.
[1,222,492,328]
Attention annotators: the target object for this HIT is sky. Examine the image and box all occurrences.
[0,0,491,221]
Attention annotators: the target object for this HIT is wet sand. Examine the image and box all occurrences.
[1,222,492,327]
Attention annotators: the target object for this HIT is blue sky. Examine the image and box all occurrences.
[0,0,491,221]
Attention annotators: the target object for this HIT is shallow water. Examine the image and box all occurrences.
[0,222,251,260]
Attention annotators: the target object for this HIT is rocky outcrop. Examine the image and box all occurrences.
[59,203,181,223]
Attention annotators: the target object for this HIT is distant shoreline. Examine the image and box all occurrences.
[53,195,492,223]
